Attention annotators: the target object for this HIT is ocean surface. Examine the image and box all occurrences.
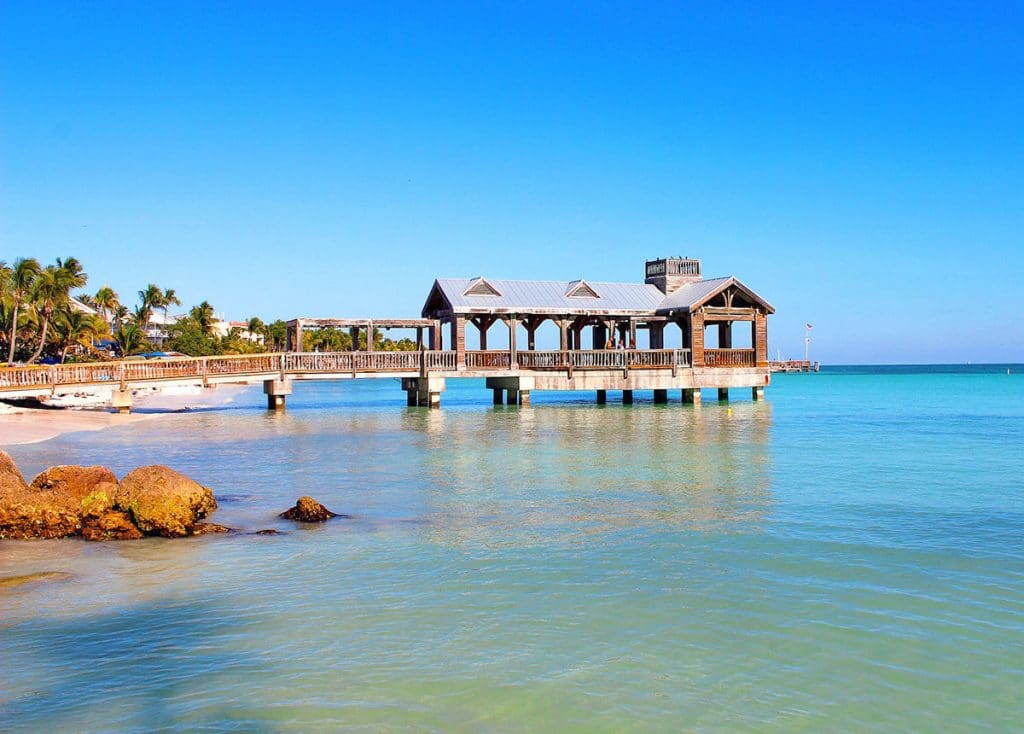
[2,366,1022,732]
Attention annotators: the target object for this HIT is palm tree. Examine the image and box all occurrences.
[137,284,163,329]
[161,287,181,322]
[112,304,130,328]
[28,259,88,363]
[189,301,216,335]
[55,311,109,363]
[6,257,41,363]
[113,322,147,356]
[94,285,120,322]
[247,316,265,345]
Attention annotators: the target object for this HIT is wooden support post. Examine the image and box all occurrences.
[622,390,634,405]
[349,327,359,351]
[509,316,518,367]
[407,390,418,406]
[416,327,424,350]
[506,389,518,405]
[690,313,705,367]
[478,319,488,350]
[493,388,503,405]
[366,321,375,352]
[654,389,668,404]
[682,388,701,405]
[518,390,530,406]
[596,389,607,404]
[452,316,466,368]
[429,321,442,350]
[752,386,765,400]
[628,318,637,349]
[294,323,304,352]
[649,322,665,350]
[754,311,769,367]
[718,388,729,401]
[719,321,732,349]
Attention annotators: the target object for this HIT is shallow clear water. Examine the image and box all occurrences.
[2,367,1023,732]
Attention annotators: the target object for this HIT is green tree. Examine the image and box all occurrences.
[136,283,163,328]
[94,285,120,322]
[55,311,108,363]
[161,287,181,322]
[5,257,41,363]
[189,301,216,335]
[114,322,148,356]
[28,257,88,363]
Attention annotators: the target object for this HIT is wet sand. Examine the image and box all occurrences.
[0,406,157,446]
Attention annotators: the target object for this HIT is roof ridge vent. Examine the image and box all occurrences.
[565,279,601,299]
[463,277,502,297]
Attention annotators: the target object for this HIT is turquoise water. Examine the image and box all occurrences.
[2,367,1022,732]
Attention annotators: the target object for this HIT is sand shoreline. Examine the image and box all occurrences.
[0,384,250,446]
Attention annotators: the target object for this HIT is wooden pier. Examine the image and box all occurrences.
[0,257,775,411]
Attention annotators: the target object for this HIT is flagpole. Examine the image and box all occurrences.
[804,324,811,364]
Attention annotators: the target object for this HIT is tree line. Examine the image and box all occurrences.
[0,256,293,363]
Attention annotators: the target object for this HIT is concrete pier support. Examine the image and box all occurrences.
[403,376,445,408]
[111,388,132,414]
[653,389,668,404]
[682,388,702,405]
[264,379,292,411]
[717,388,729,402]
[596,389,607,404]
[485,376,534,408]
[752,386,765,401]
[622,390,634,405]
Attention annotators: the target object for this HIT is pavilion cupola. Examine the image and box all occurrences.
[644,257,701,294]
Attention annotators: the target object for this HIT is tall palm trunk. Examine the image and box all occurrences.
[7,301,20,363]
[29,313,51,364]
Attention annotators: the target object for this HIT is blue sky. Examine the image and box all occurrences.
[2,1,1021,363]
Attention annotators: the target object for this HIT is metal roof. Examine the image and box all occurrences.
[427,275,775,316]
[431,278,667,315]
[653,277,734,313]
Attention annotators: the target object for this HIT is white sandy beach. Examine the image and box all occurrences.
[0,384,250,446]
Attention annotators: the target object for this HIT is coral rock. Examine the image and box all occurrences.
[280,496,342,522]
[115,465,217,538]
[81,511,144,541]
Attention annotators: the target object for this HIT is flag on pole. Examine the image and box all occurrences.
[806,323,813,330]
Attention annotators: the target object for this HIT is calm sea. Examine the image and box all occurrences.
[2,366,1022,732]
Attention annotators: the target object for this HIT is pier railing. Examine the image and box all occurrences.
[0,347,735,394]
[703,349,755,367]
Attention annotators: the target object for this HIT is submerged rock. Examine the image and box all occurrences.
[115,465,217,538]
[81,511,144,541]
[191,522,232,536]
[0,571,74,589]
[280,496,345,523]
[254,528,281,535]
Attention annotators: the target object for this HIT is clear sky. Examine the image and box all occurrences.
[2,2,1021,363]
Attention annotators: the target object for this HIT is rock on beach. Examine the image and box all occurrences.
[0,450,222,541]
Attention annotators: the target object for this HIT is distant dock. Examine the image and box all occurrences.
[770,360,819,373]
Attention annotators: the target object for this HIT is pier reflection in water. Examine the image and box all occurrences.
[406,400,773,548]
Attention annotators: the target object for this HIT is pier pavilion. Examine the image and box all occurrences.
[0,258,774,411]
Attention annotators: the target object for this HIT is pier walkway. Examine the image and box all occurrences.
[0,348,768,411]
